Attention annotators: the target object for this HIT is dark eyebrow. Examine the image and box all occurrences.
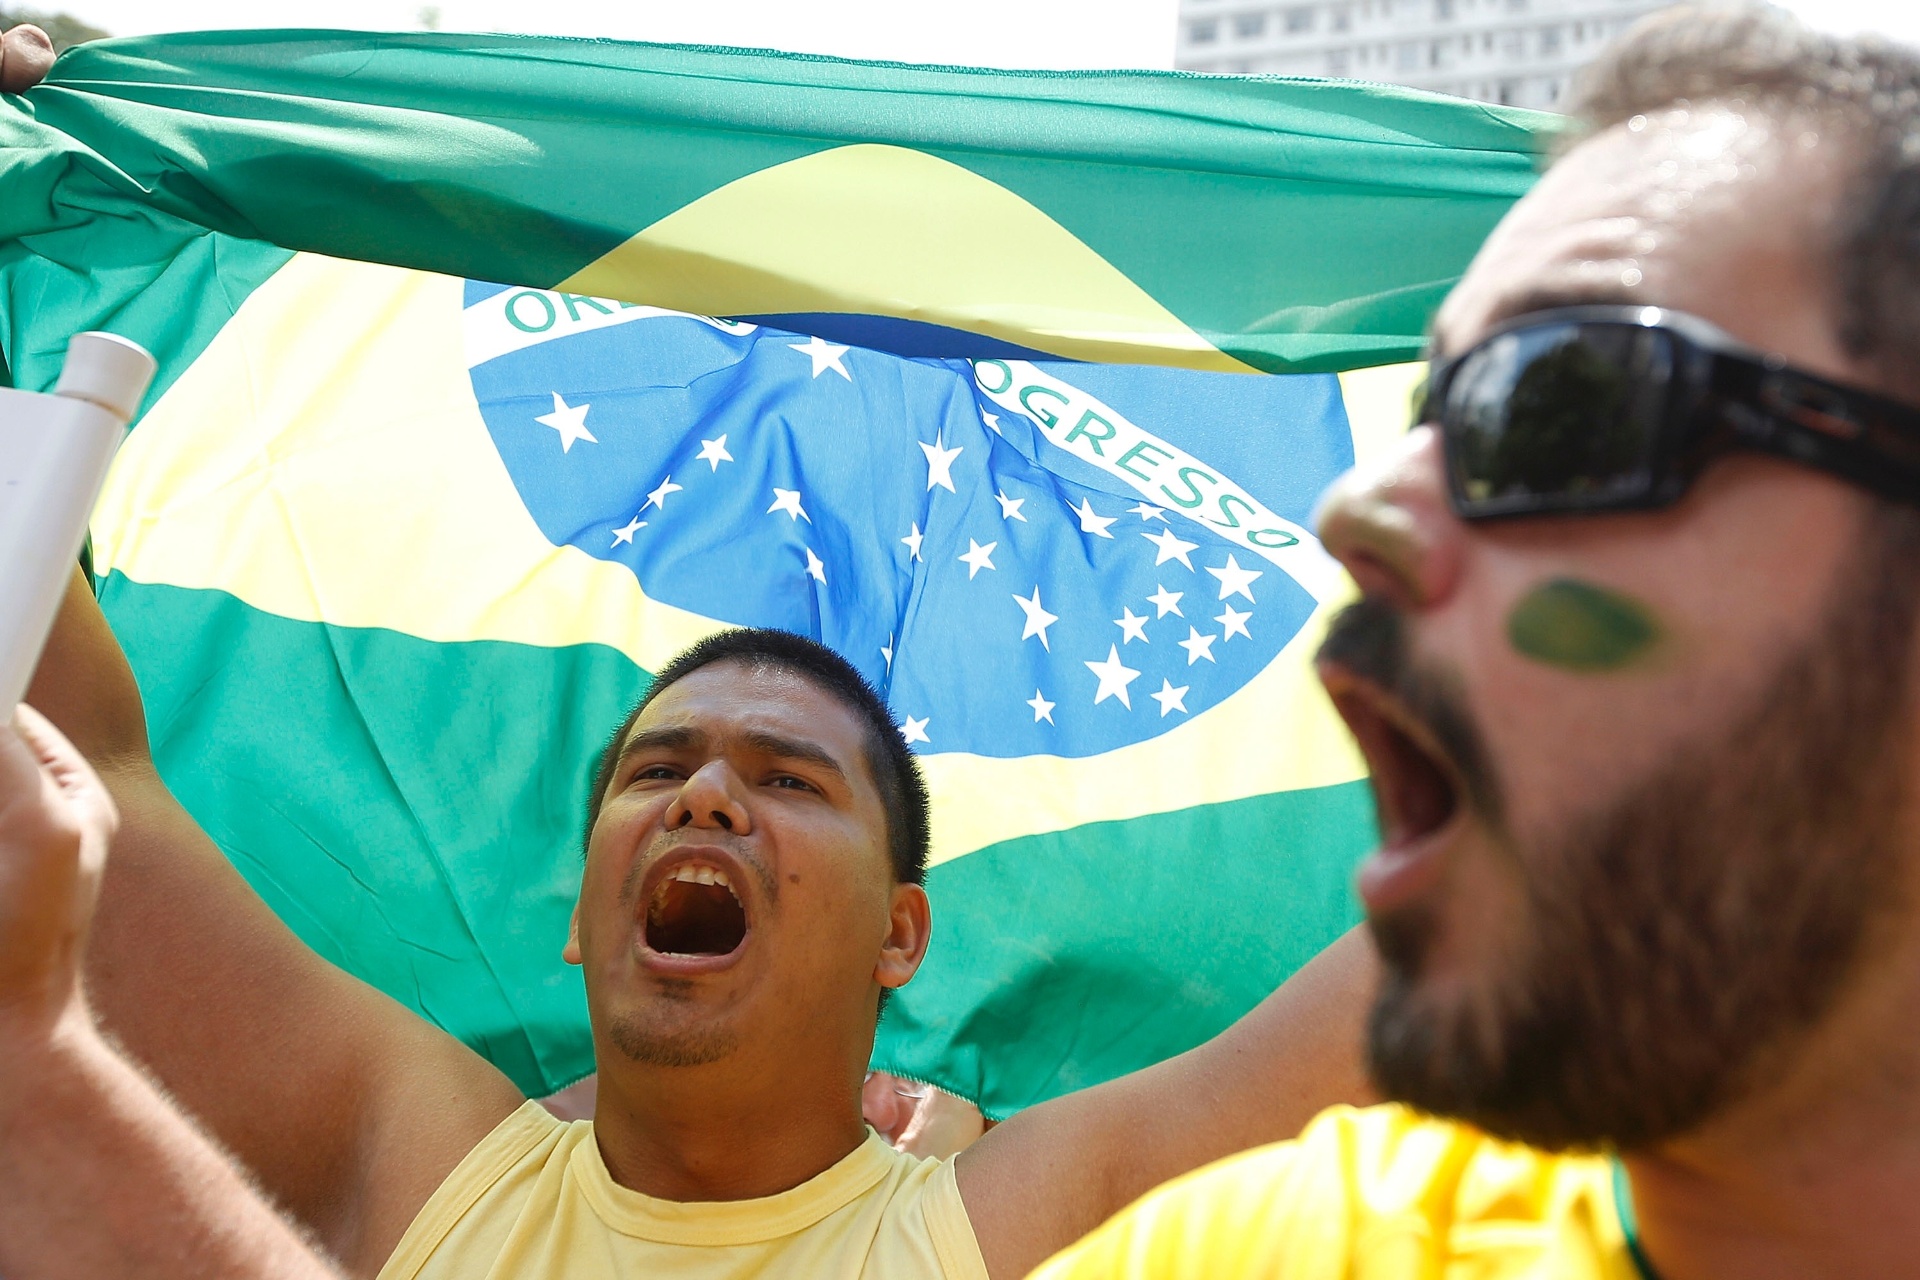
[616,725,703,768]
[1429,284,1653,360]
[740,729,848,783]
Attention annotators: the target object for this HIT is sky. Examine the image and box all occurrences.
[37,0,1920,72]
[1772,0,1920,42]
[57,0,1182,69]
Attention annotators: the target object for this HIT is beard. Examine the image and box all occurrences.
[1322,509,1920,1152]
[605,994,741,1067]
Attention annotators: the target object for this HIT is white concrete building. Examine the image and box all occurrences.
[1176,0,1678,110]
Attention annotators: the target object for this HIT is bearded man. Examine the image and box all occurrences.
[1035,7,1920,1279]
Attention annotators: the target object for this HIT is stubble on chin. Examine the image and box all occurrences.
[1366,514,1920,1153]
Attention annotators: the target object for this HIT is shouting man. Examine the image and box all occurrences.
[1037,8,1920,1279]
[20,593,1375,1279]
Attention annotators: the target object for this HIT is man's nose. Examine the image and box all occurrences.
[666,761,753,835]
[1314,425,1465,611]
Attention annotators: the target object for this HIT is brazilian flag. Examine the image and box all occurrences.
[0,31,1553,1115]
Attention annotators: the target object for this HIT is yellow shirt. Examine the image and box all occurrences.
[1030,1104,1653,1280]
[378,1101,989,1280]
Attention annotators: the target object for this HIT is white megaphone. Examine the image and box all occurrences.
[0,332,156,710]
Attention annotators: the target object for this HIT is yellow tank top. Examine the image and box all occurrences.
[378,1102,989,1280]
[1029,1104,1652,1280]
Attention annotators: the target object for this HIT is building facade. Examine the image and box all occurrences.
[1175,0,1677,110]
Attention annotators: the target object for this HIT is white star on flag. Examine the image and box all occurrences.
[804,548,827,583]
[1069,498,1117,538]
[790,335,852,380]
[1206,554,1263,603]
[610,515,646,546]
[768,488,811,522]
[644,475,683,511]
[536,392,596,453]
[982,412,1003,436]
[900,715,931,745]
[995,489,1028,522]
[1131,502,1168,523]
[1216,604,1253,641]
[959,539,999,579]
[1178,627,1218,665]
[1085,645,1143,709]
[1142,527,1198,569]
[901,523,924,561]
[1150,679,1190,717]
[921,434,964,493]
[1147,584,1185,618]
[881,638,894,669]
[1013,586,1058,650]
[1114,607,1149,644]
[1027,689,1056,724]
[697,435,733,470]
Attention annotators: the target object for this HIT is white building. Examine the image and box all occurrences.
[1176,0,1678,110]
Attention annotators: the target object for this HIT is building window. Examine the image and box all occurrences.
[1397,41,1420,70]
[1235,11,1269,37]
[1284,6,1316,32]
[1435,0,1454,19]
[1331,5,1353,32]
[1497,78,1517,104]
[1505,0,1527,10]
[1328,47,1351,74]
[1539,24,1562,55]
[1189,18,1220,42]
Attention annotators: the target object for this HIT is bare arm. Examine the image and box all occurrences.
[955,925,1380,1280]
[26,574,524,1276]
[1,1010,347,1280]
[0,705,342,1280]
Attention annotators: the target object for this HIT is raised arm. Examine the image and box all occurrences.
[0,705,343,1280]
[954,924,1379,1280]
[26,572,524,1276]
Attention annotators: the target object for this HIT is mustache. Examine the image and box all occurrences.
[1316,596,1505,827]
[617,833,781,909]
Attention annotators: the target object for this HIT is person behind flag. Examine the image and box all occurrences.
[1030,7,1920,1279]
[18,565,1378,1279]
[0,702,344,1280]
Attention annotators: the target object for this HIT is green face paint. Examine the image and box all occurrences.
[1507,578,1660,672]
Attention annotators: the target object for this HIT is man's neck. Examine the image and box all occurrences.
[588,1052,870,1203]
[1624,930,1920,1279]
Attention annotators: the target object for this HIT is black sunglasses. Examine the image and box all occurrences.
[1420,305,1920,520]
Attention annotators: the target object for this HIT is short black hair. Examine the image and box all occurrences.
[1571,4,1920,400]
[585,628,931,886]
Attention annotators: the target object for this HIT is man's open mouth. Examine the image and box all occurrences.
[645,863,748,957]
[1328,681,1462,851]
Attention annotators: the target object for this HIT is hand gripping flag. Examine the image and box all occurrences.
[0,33,1556,1113]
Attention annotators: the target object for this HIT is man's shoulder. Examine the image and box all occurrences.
[377,1117,985,1280]
[1029,1105,1631,1280]
[376,1101,577,1280]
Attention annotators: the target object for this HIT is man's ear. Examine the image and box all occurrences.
[875,882,932,990]
[0,25,56,95]
[562,901,583,966]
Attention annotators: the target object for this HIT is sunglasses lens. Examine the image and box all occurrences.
[1441,324,1674,512]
